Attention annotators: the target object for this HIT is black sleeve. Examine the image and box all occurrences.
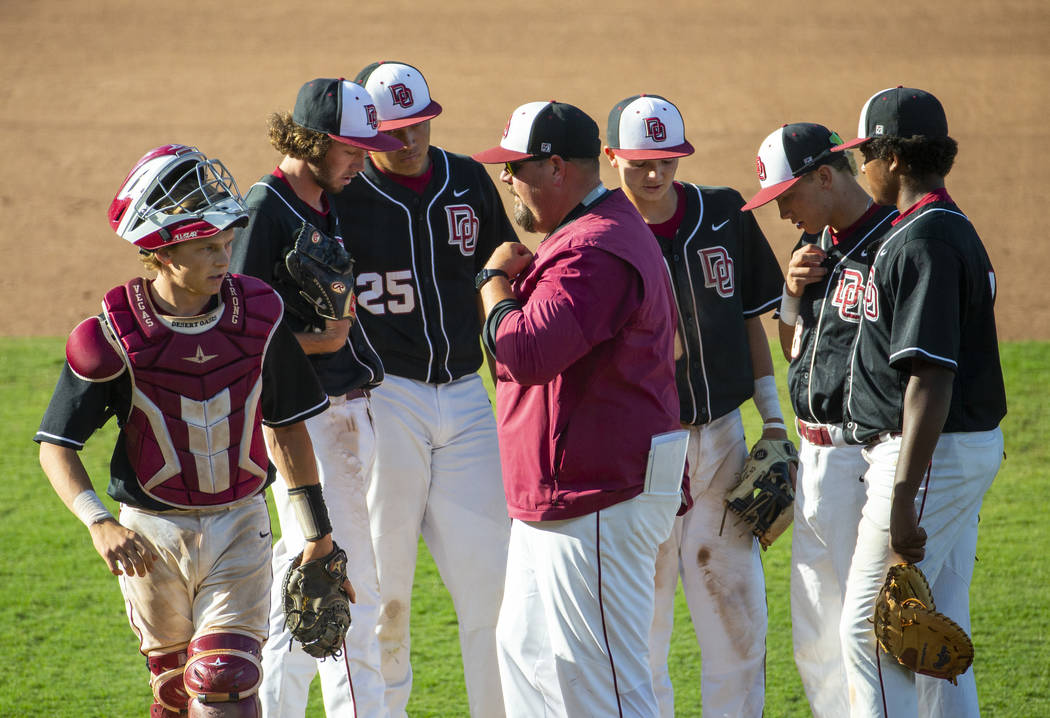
[738,200,785,318]
[260,319,330,426]
[34,364,127,449]
[474,162,519,272]
[231,201,285,283]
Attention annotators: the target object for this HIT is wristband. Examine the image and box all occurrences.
[780,286,801,326]
[753,374,782,423]
[72,490,114,528]
[762,420,787,432]
[287,484,333,542]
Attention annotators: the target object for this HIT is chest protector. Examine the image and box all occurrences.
[102,275,282,508]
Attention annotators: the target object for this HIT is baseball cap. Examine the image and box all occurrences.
[741,123,843,211]
[471,101,601,163]
[832,86,948,151]
[355,61,443,130]
[606,94,694,160]
[292,78,403,152]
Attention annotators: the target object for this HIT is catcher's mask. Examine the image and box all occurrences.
[108,144,249,251]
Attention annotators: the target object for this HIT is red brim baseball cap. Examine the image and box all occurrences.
[293,78,404,152]
[355,61,444,131]
[741,123,841,211]
[606,94,695,160]
[472,101,600,164]
[832,86,948,152]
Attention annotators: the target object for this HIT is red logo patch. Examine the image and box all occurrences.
[863,266,879,320]
[502,117,512,139]
[389,83,414,108]
[831,268,865,322]
[698,246,735,298]
[644,117,667,142]
[756,156,767,181]
[446,205,479,256]
[364,104,378,130]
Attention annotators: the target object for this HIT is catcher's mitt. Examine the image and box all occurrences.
[282,544,352,659]
[284,221,357,322]
[722,438,798,548]
[873,563,974,685]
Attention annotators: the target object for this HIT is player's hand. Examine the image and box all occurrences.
[785,245,828,296]
[889,491,927,564]
[486,242,534,280]
[760,424,797,488]
[89,518,158,576]
[303,534,356,603]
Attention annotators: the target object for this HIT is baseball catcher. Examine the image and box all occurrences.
[873,562,974,685]
[722,437,798,548]
[283,538,353,659]
[284,220,357,322]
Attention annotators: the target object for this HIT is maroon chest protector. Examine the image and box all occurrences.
[102,275,283,508]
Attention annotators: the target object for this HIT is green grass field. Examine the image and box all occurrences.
[1,338,1046,717]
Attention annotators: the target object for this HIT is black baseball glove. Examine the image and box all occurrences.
[282,544,352,659]
[284,221,357,322]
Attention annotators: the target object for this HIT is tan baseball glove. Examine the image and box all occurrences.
[722,437,798,548]
[873,562,974,685]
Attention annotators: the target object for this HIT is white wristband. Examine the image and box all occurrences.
[762,420,787,432]
[753,375,782,423]
[780,286,801,326]
[72,490,114,528]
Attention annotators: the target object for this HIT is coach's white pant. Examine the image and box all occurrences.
[791,431,869,718]
[649,411,766,718]
[498,489,681,718]
[261,396,387,718]
[841,428,1002,718]
[367,373,510,718]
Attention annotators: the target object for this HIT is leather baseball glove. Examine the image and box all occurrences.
[284,221,357,322]
[873,562,974,685]
[282,544,352,659]
[722,437,798,548]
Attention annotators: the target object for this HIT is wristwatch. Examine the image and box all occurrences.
[475,268,509,292]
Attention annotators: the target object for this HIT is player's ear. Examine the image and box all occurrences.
[816,164,834,189]
[603,146,618,167]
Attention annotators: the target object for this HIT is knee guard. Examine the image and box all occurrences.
[148,648,190,716]
[184,632,263,706]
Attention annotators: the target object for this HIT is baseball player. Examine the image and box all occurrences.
[230,79,402,718]
[740,122,898,718]
[473,99,685,718]
[834,87,1007,717]
[603,94,788,718]
[330,61,514,718]
[34,143,347,718]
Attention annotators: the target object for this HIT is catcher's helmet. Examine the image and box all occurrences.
[108,144,249,251]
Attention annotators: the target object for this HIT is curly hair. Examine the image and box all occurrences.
[865,135,958,178]
[268,111,332,163]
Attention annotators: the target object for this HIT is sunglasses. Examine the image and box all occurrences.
[504,156,548,177]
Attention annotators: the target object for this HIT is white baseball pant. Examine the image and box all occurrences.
[367,373,510,718]
[791,425,869,718]
[841,428,1002,718]
[260,395,387,718]
[649,409,766,718]
[498,488,681,718]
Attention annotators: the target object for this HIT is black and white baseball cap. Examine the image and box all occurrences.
[354,61,443,131]
[471,101,601,163]
[833,86,948,151]
[292,78,403,151]
[741,123,842,211]
[606,94,694,160]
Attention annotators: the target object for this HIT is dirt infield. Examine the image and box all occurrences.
[2,0,1046,340]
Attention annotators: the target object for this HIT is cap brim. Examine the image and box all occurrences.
[831,136,869,152]
[610,141,694,160]
[740,177,801,212]
[377,100,443,131]
[471,146,534,163]
[330,133,405,152]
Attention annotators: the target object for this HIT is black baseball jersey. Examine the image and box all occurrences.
[843,195,1007,443]
[231,173,384,396]
[787,204,898,425]
[653,182,784,425]
[34,313,328,511]
[331,147,516,384]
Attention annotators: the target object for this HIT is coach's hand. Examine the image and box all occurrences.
[89,519,158,577]
[486,241,533,280]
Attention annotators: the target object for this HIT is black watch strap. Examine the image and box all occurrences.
[475,268,509,292]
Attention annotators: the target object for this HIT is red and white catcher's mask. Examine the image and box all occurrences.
[108,144,249,251]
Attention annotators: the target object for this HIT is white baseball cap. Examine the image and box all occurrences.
[741,123,842,211]
[606,94,694,160]
[355,61,443,130]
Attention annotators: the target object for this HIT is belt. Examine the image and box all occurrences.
[345,388,371,401]
[796,419,834,446]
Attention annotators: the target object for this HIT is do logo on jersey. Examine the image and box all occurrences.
[644,117,667,142]
[698,246,734,298]
[863,266,880,320]
[389,83,414,108]
[446,205,479,256]
[831,268,865,322]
